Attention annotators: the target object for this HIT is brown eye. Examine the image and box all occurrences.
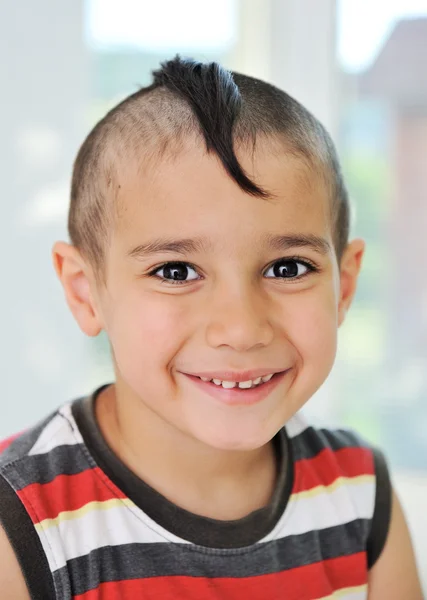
[265,259,311,279]
[153,262,199,283]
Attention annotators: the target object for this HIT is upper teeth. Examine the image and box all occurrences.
[200,373,274,389]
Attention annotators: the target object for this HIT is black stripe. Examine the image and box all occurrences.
[61,520,369,596]
[2,443,93,489]
[0,474,55,600]
[290,425,370,462]
[366,448,392,568]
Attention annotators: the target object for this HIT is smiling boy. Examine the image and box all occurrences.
[0,58,422,599]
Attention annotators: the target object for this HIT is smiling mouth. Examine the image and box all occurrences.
[195,373,277,389]
[183,370,288,406]
[184,370,288,390]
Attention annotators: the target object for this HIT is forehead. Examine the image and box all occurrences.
[112,140,332,255]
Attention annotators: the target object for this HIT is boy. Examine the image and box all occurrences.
[0,57,422,599]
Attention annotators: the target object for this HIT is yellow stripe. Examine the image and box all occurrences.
[35,497,135,533]
[35,474,374,532]
[289,474,374,501]
[317,584,367,599]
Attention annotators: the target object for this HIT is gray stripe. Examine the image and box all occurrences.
[0,410,59,466]
[290,426,369,462]
[1,442,91,490]
[60,520,369,596]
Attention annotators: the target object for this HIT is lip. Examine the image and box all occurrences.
[183,370,289,406]
[183,368,285,383]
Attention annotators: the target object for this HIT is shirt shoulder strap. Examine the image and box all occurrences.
[0,473,55,599]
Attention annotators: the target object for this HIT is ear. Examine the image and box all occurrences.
[338,238,365,327]
[52,241,103,337]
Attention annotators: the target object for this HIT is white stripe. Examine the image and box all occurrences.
[37,478,374,572]
[29,404,83,456]
[38,500,190,572]
[261,479,375,542]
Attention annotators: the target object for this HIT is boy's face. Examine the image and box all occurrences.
[58,139,364,451]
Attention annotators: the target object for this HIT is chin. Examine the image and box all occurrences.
[192,421,277,453]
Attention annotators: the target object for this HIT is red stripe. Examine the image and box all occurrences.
[16,447,374,523]
[17,468,126,524]
[293,447,374,494]
[74,553,366,600]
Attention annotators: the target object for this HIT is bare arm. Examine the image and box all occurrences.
[0,523,31,600]
[368,488,423,599]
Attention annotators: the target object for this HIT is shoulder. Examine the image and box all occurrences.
[0,400,90,522]
[368,488,423,598]
[286,412,393,569]
[0,523,31,600]
[286,412,376,474]
[0,401,82,471]
[0,400,86,600]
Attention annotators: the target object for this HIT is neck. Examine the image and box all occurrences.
[95,383,278,520]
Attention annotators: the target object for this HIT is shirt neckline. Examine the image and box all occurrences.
[72,385,294,548]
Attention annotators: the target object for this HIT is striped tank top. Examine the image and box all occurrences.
[0,386,391,600]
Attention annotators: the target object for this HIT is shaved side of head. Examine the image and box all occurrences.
[69,57,349,280]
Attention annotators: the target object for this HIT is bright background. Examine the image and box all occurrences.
[0,0,426,589]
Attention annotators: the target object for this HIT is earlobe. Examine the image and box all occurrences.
[338,239,365,327]
[52,241,103,337]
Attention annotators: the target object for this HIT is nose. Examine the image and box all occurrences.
[205,286,274,352]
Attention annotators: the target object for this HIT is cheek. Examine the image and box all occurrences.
[105,291,192,380]
[284,287,338,385]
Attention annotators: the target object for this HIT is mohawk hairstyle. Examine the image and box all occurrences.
[69,56,349,278]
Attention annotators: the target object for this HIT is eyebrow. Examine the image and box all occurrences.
[127,233,331,260]
[127,237,211,259]
[265,233,331,255]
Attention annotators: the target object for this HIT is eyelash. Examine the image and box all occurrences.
[147,257,320,286]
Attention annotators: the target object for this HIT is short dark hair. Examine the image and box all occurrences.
[69,56,349,277]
